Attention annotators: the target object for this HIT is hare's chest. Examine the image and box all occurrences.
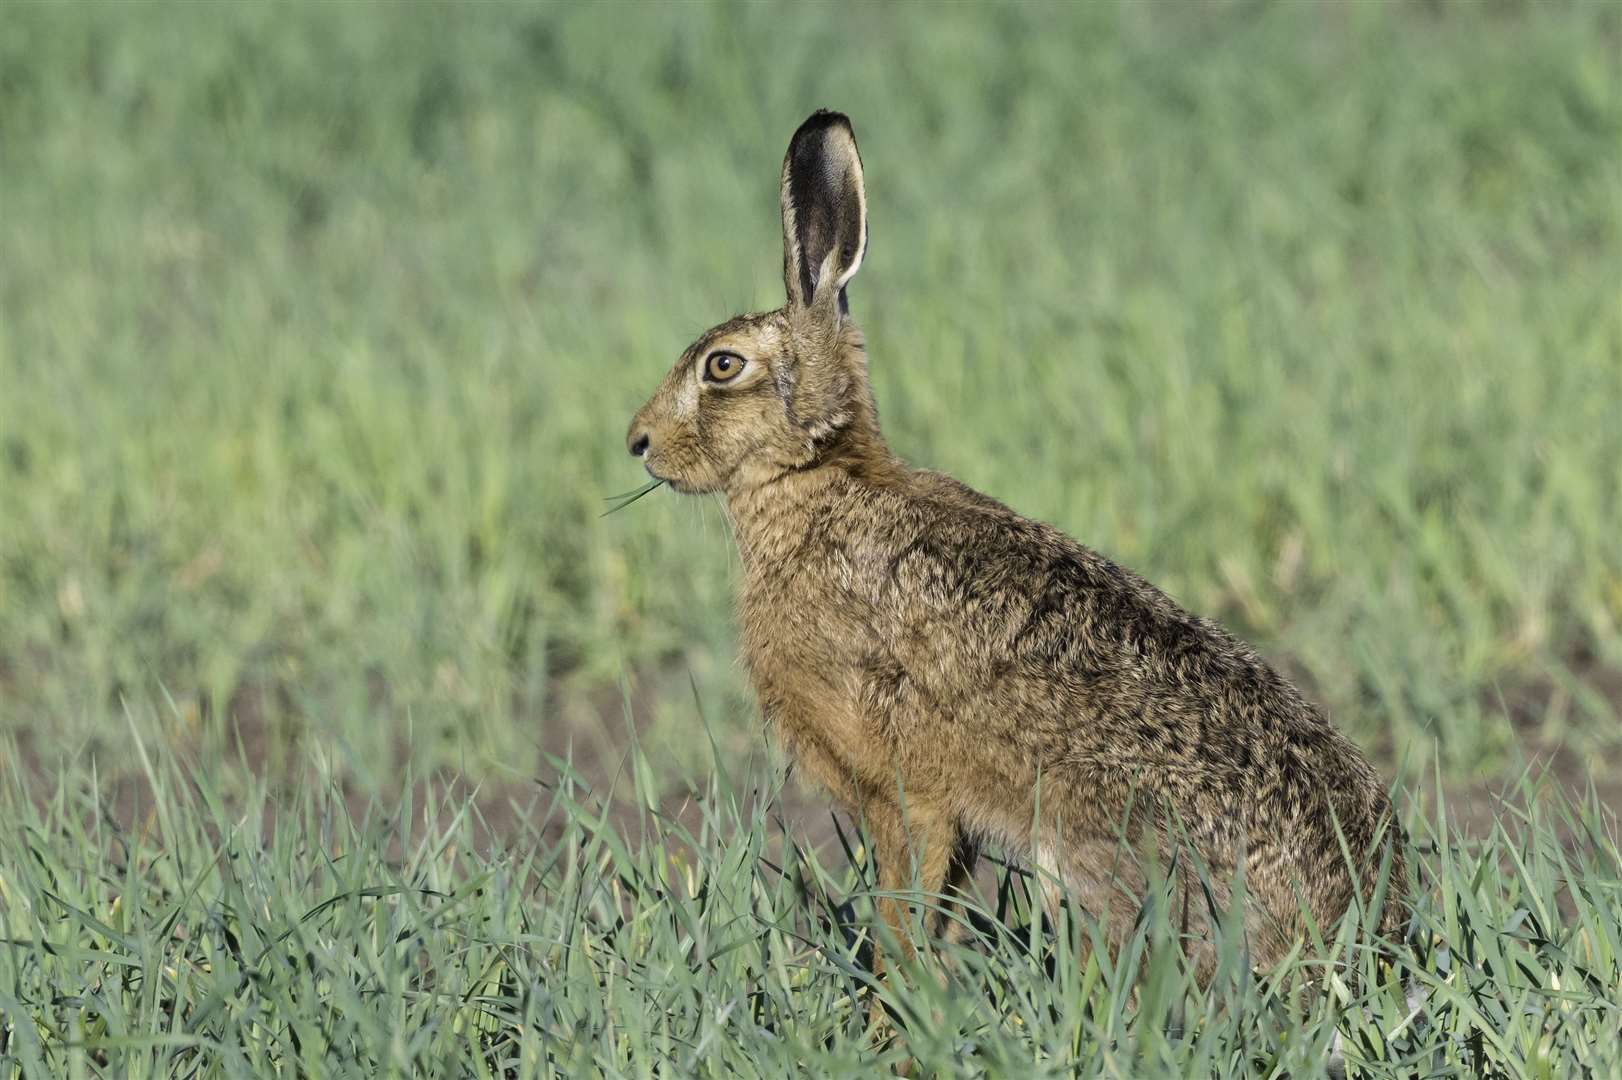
[736,572,895,796]
[736,539,875,666]
[736,578,862,702]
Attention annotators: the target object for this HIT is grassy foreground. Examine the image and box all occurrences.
[2,745,1619,1078]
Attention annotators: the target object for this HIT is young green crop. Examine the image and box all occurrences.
[2,736,1618,1077]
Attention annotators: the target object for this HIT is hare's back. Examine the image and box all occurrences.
[874,475,1373,798]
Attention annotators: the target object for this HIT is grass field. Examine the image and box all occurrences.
[3,749,1621,1077]
[2,0,1621,1074]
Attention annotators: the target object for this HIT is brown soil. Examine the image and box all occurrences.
[6,661,1618,860]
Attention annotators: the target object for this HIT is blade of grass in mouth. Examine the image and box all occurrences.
[601,478,666,516]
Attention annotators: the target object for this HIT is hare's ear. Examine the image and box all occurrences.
[780,110,867,316]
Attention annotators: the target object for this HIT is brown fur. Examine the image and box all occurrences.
[628,111,1406,1000]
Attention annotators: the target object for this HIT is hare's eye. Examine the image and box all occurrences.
[704,352,746,382]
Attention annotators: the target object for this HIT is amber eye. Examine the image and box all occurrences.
[704,351,746,382]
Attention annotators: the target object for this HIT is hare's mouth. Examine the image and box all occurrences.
[642,463,693,494]
[642,459,700,493]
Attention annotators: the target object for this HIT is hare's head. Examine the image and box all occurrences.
[627,111,880,494]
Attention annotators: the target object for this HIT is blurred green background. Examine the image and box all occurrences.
[2,0,1619,793]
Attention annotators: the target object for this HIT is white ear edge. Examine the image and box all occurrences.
[830,135,867,294]
[829,220,865,293]
[780,174,804,297]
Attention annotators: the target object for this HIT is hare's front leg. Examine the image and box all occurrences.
[861,798,957,1030]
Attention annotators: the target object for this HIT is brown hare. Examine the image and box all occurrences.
[627,110,1406,1002]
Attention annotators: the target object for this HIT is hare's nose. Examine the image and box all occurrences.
[628,431,650,458]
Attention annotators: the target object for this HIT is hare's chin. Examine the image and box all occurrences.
[644,465,696,495]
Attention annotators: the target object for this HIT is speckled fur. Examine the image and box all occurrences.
[628,111,1406,992]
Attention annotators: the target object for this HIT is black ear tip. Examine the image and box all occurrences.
[793,109,855,144]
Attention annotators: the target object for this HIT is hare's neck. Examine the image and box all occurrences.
[723,467,845,576]
[724,407,905,573]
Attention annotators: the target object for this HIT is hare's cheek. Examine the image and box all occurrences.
[729,400,781,455]
[671,378,701,422]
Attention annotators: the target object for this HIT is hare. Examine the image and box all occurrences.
[627,111,1406,1001]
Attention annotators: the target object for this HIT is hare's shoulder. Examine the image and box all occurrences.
[878,472,1163,618]
[874,470,1275,688]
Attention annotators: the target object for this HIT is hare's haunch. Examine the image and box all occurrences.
[628,110,1406,994]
